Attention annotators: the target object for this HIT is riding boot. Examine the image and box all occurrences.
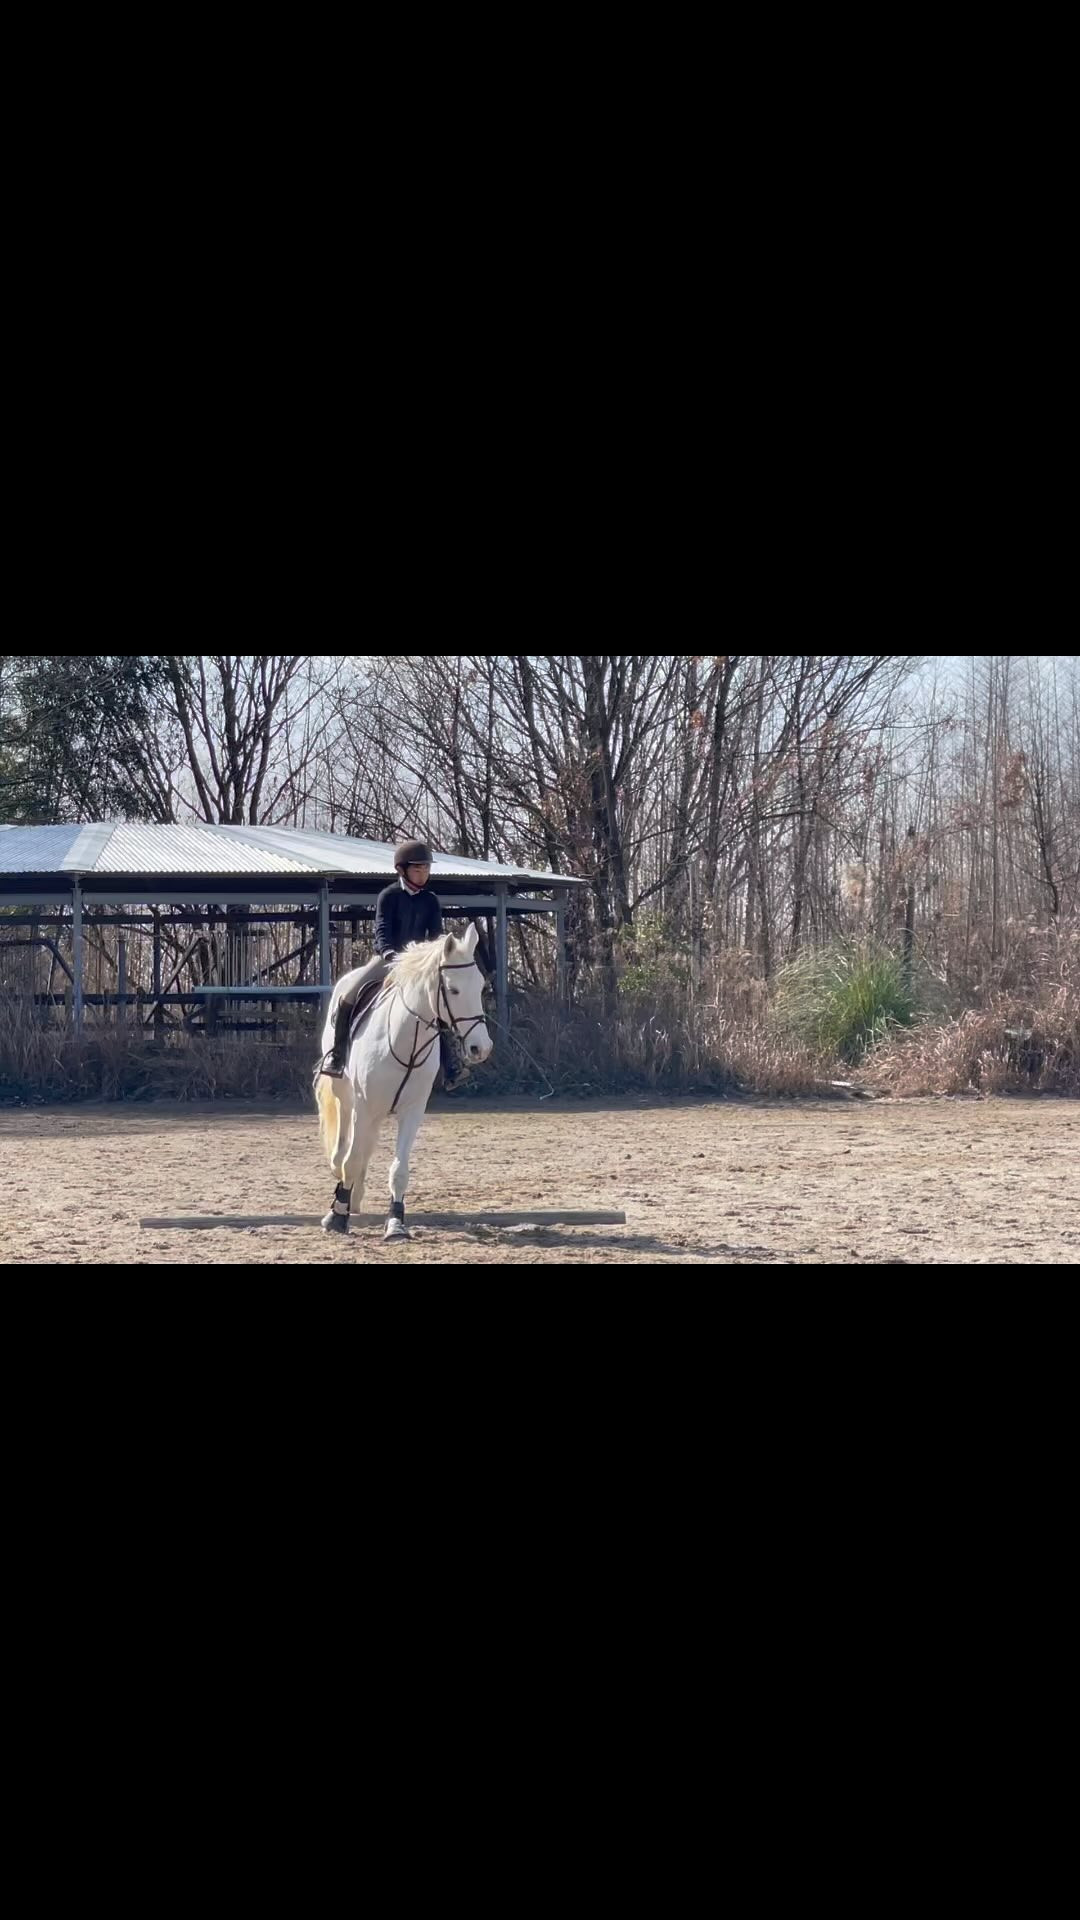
[317,998,354,1079]
[440,1029,461,1088]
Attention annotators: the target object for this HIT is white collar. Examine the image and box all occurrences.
[399,876,423,896]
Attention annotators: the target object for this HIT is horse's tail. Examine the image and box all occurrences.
[316,1074,353,1181]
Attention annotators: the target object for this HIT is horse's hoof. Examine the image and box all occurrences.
[383,1218,410,1242]
[322,1210,349,1234]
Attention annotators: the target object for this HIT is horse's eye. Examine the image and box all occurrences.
[450,987,460,995]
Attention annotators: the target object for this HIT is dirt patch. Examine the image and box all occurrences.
[1,1096,1077,1265]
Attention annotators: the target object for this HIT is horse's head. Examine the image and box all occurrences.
[439,924,493,1064]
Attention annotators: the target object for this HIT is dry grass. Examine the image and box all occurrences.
[862,982,1080,1097]
[0,999,313,1104]
[470,981,825,1100]
[3,936,1077,1106]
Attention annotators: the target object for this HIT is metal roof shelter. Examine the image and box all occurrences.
[0,823,586,1032]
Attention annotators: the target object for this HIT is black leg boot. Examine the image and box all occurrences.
[321,1182,352,1234]
[316,1000,354,1080]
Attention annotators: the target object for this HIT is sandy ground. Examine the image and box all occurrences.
[1,1095,1077,1265]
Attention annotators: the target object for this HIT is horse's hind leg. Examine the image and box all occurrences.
[385,1108,423,1241]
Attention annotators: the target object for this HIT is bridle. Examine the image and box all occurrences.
[436,960,490,1047]
[386,959,488,1111]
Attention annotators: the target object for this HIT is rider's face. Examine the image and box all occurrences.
[405,862,430,885]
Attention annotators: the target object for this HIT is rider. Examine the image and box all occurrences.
[316,840,462,1084]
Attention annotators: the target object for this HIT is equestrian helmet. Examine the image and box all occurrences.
[394,839,433,871]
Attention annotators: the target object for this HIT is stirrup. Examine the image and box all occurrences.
[314,1051,346,1082]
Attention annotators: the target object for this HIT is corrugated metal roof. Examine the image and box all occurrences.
[0,821,585,886]
[95,824,315,874]
[207,822,571,881]
[0,825,94,873]
[0,822,312,875]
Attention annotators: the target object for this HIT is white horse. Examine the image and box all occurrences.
[315,926,493,1241]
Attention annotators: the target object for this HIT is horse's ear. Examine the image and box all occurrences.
[463,923,479,955]
[442,934,456,960]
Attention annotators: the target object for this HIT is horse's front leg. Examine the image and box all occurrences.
[321,1103,374,1237]
[385,1105,424,1241]
[328,1117,375,1231]
[320,1080,356,1234]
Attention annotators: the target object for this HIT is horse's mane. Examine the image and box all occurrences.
[387,938,454,996]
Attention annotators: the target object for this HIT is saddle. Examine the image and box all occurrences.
[348,976,392,1047]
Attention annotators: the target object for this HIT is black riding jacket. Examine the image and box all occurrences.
[373,883,443,956]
